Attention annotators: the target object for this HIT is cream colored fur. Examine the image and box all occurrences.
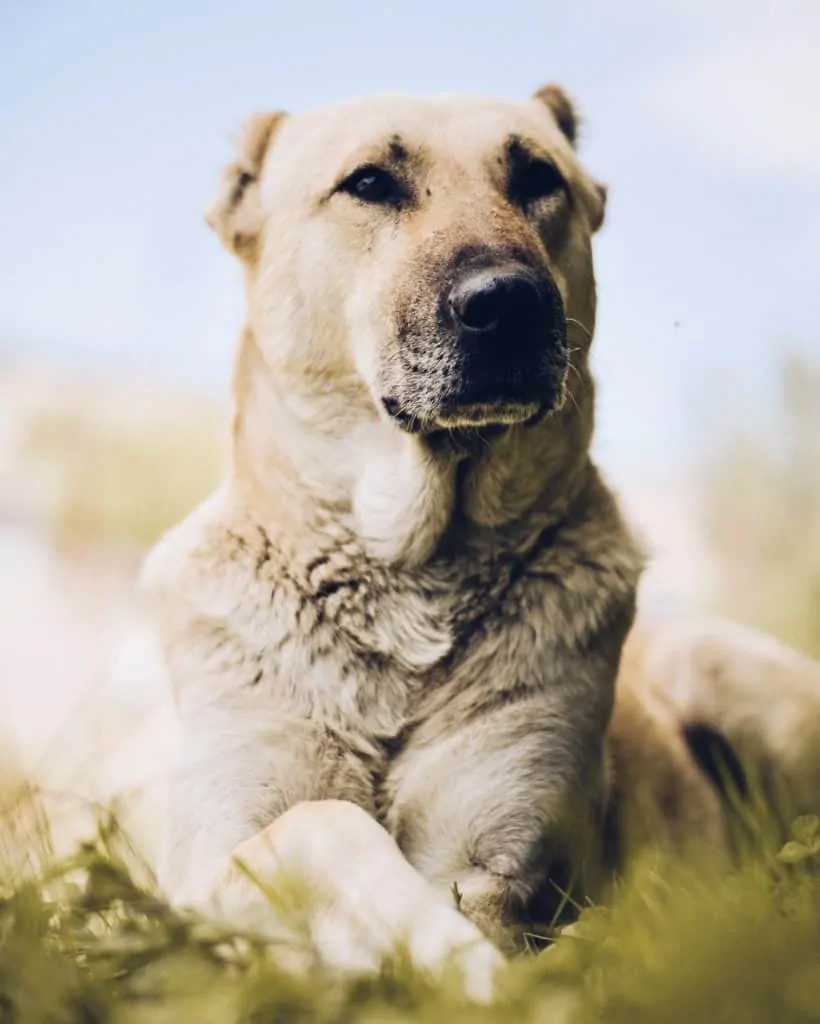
[142,84,820,1000]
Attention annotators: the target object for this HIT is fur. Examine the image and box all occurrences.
[142,84,820,985]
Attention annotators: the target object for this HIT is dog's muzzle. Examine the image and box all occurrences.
[383,253,568,436]
[436,262,566,427]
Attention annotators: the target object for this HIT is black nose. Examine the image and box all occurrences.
[449,268,544,335]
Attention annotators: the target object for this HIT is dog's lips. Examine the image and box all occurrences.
[381,396,545,434]
[431,401,541,430]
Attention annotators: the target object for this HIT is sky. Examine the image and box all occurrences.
[2,0,819,471]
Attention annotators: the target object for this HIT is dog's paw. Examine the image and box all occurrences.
[206,801,506,1001]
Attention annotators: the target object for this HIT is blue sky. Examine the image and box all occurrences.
[2,0,819,470]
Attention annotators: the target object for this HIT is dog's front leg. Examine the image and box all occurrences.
[157,714,503,1000]
[207,800,505,1002]
[386,699,605,951]
[157,703,379,905]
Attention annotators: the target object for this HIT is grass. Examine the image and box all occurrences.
[20,382,225,550]
[701,355,820,659]
[5,355,819,1020]
[0,799,819,1024]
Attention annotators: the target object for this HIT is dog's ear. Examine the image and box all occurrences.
[532,83,579,147]
[206,112,286,260]
[585,179,608,234]
[533,84,608,233]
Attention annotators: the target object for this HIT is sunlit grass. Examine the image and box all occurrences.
[0,798,818,1023]
[5,357,820,1020]
[701,355,820,658]
[22,395,225,549]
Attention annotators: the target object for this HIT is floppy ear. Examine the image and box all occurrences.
[206,112,286,260]
[533,83,608,233]
[583,179,608,234]
[532,83,579,147]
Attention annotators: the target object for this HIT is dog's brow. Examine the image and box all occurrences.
[346,136,413,172]
[505,135,551,167]
[321,136,420,205]
[388,135,409,162]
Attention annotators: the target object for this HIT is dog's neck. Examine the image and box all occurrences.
[231,327,595,568]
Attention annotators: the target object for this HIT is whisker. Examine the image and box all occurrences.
[565,381,582,416]
[566,317,593,340]
[564,344,585,389]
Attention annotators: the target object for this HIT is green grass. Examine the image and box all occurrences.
[702,355,820,659]
[22,395,225,550]
[1,805,819,1023]
[8,357,820,1020]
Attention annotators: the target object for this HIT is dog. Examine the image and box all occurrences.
[142,82,820,998]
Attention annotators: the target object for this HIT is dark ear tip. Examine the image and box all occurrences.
[533,83,579,146]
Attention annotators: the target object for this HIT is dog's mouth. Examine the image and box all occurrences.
[433,400,542,430]
[381,396,546,436]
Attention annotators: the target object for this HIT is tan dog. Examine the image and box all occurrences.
[142,83,820,997]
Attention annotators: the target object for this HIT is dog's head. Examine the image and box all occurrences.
[209,86,605,444]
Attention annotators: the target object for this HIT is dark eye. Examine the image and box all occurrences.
[338,165,405,206]
[509,158,565,209]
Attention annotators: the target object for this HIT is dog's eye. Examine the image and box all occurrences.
[510,158,565,209]
[338,165,405,207]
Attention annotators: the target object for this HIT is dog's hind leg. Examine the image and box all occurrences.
[201,799,505,1002]
[624,618,820,813]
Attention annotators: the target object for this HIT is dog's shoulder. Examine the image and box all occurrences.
[141,485,254,616]
[139,485,292,696]
[528,464,645,647]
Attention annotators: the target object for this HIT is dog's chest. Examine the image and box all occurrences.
[242,535,545,735]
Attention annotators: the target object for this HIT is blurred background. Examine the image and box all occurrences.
[1,0,818,863]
